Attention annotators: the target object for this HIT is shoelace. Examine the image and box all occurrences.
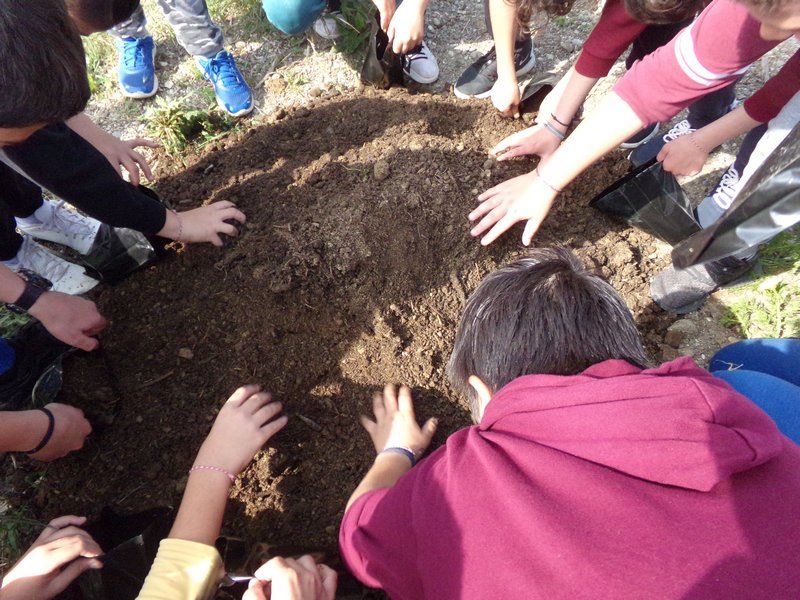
[404,44,429,62]
[51,201,94,235]
[204,53,244,87]
[122,39,150,69]
[663,120,695,142]
[711,167,740,209]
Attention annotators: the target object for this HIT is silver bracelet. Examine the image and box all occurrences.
[535,167,563,193]
[542,120,566,141]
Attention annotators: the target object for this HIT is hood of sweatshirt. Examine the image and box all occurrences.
[480,357,784,492]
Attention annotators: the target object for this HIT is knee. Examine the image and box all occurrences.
[262,0,326,35]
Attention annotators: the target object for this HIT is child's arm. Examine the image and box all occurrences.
[0,265,106,351]
[492,67,599,164]
[386,0,429,54]
[0,404,91,460]
[66,113,158,187]
[346,384,437,511]
[657,105,761,176]
[136,386,287,600]
[489,0,522,118]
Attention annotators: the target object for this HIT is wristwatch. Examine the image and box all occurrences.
[7,269,52,314]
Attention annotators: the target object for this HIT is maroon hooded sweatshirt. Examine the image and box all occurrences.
[340,357,800,599]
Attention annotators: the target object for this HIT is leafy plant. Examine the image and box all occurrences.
[721,229,800,338]
[334,0,374,55]
[143,96,234,154]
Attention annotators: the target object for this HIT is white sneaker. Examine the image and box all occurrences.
[4,236,99,295]
[403,41,439,84]
[711,164,741,210]
[16,200,101,255]
[313,11,342,40]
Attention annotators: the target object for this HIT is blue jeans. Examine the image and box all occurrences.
[710,339,800,443]
[262,0,328,35]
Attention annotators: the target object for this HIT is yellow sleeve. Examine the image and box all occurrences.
[135,538,223,600]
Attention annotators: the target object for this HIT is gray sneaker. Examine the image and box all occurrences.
[454,38,536,99]
[650,255,757,314]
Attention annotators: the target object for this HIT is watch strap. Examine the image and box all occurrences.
[11,278,48,312]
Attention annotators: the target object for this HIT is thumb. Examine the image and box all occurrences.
[48,557,102,596]
[656,144,669,162]
[422,417,438,441]
[522,219,540,247]
[73,334,99,353]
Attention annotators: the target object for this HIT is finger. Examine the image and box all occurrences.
[468,196,501,223]
[120,157,140,187]
[318,564,338,600]
[243,391,272,413]
[422,417,438,442]
[69,332,99,352]
[522,217,543,246]
[243,580,268,600]
[36,516,86,542]
[495,146,526,161]
[46,536,103,566]
[219,206,246,224]
[477,183,502,202]
[130,149,154,181]
[470,203,506,236]
[397,385,415,419]
[38,526,96,546]
[295,554,318,573]
[128,138,160,149]
[656,146,668,162]
[383,384,399,413]
[210,233,224,247]
[254,556,290,581]
[481,213,518,247]
[49,557,102,596]
[227,385,261,407]
[252,400,283,426]
[259,414,288,440]
[372,391,386,420]
[215,222,240,238]
[359,414,377,435]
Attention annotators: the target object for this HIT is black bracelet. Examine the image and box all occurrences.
[550,112,570,128]
[26,408,55,455]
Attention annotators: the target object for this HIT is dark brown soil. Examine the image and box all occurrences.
[22,89,677,567]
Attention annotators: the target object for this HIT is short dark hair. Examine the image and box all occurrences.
[447,247,649,419]
[66,0,141,32]
[0,0,90,128]
[623,0,710,24]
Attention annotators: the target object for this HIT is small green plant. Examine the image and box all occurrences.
[721,228,800,338]
[335,0,373,55]
[0,502,42,567]
[143,96,234,154]
[553,15,569,26]
[82,33,116,95]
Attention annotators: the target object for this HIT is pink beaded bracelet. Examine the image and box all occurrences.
[189,464,236,483]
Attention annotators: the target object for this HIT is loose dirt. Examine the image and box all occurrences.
[24,90,680,574]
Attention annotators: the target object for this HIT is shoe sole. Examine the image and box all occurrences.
[453,54,537,100]
[405,70,440,85]
[218,97,254,118]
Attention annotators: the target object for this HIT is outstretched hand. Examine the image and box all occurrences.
[492,123,562,163]
[0,516,102,600]
[469,171,557,246]
[194,385,288,476]
[243,556,337,600]
[360,384,437,457]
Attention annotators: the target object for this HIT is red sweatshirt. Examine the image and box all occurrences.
[340,357,800,599]
[575,0,648,78]
[614,0,796,124]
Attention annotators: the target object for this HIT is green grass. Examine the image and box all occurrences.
[0,503,42,568]
[143,96,236,154]
[721,228,800,338]
[334,0,374,55]
[82,33,117,98]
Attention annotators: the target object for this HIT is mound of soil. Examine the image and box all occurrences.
[32,89,677,563]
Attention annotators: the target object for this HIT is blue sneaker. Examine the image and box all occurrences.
[116,36,158,98]
[196,50,253,117]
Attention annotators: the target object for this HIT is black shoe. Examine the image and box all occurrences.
[0,322,72,411]
[454,38,536,99]
[620,123,660,150]
[650,255,757,314]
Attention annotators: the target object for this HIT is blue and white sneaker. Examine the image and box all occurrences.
[116,36,158,98]
[196,50,254,117]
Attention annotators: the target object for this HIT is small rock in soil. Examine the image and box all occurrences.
[178,347,194,359]
[664,319,698,348]
[374,159,391,181]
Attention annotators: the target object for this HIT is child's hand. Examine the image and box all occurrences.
[387,0,425,54]
[163,201,246,246]
[491,76,521,119]
[28,291,107,351]
[469,170,557,246]
[373,0,397,32]
[27,403,92,462]
[360,385,437,457]
[194,385,288,476]
[492,124,562,162]
[243,556,337,600]
[0,516,102,600]
[657,134,709,176]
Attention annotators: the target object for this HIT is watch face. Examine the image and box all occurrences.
[18,268,53,291]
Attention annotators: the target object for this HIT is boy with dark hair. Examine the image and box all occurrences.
[72,0,253,117]
[340,247,800,598]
